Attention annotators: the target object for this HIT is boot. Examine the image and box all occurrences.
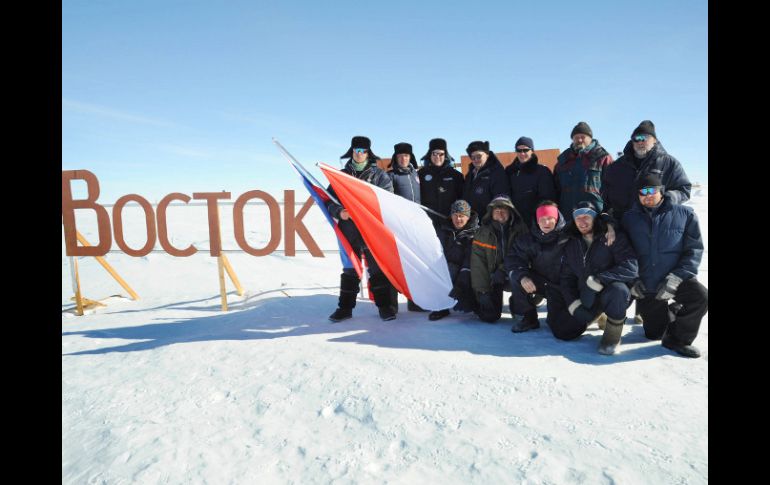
[407,300,427,312]
[370,273,397,321]
[511,309,540,333]
[598,317,625,355]
[329,273,359,322]
[594,312,607,330]
[662,335,701,358]
[429,309,450,321]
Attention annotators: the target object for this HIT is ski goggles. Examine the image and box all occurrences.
[632,134,650,142]
[639,186,661,196]
[353,148,367,154]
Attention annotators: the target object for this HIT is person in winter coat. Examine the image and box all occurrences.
[388,142,426,313]
[554,122,614,220]
[602,120,692,223]
[556,201,639,355]
[418,138,464,229]
[470,195,528,323]
[326,136,398,322]
[506,136,557,228]
[462,140,511,217]
[621,173,708,358]
[504,200,569,333]
[428,199,481,321]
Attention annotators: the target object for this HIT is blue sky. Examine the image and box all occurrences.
[63,0,707,203]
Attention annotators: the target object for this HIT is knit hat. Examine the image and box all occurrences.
[515,136,534,150]
[420,138,453,162]
[636,172,664,190]
[572,200,598,219]
[450,199,471,217]
[631,120,657,139]
[570,122,593,138]
[340,135,379,159]
[466,140,490,156]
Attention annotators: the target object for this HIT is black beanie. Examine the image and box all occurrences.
[570,122,593,138]
[631,120,657,139]
[340,135,379,159]
[636,172,664,190]
[515,136,534,150]
[466,140,490,156]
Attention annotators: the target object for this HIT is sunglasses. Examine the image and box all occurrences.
[632,134,650,142]
[639,186,660,196]
[516,148,532,153]
[353,148,367,154]
[431,151,446,156]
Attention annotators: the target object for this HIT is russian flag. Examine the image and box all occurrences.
[318,162,455,311]
[286,160,363,278]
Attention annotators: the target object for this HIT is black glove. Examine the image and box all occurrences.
[478,292,495,315]
[630,280,647,299]
[491,268,507,286]
[655,274,683,300]
[572,305,595,325]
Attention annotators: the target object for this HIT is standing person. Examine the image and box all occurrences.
[470,195,528,323]
[388,142,426,312]
[428,199,480,321]
[326,136,398,322]
[621,174,708,358]
[504,200,569,333]
[462,140,511,217]
[418,138,464,229]
[506,136,557,228]
[602,120,692,223]
[554,122,613,220]
[555,201,639,355]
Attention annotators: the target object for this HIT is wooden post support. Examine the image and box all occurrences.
[221,253,244,296]
[75,231,139,300]
[217,255,228,311]
[69,256,84,316]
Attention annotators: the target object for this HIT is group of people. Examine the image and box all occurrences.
[324,120,708,358]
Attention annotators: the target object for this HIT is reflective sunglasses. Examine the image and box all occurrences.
[431,151,446,156]
[639,186,660,196]
[632,134,649,142]
[516,148,532,153]
[353,148,367,154]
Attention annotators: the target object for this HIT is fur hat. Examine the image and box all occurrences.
[466,140,490,156]
[340,136,379,159]
[391,142,417,168]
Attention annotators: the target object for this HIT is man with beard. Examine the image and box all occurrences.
[554,121,613,220]
[601,120,691,223]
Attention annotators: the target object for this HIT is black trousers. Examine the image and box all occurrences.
[548,282,631,341]
[636,278,708,345]
[509,273,548,316]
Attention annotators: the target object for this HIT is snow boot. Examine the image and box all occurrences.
[661,335,701,358]
[407,300,427,312]
[329,273,359,322]
[370,273,397,321]
[511,309,540,333]
[429,309,450,321]
[598,317,625,355]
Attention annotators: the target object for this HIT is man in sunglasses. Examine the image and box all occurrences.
[601,120,691,223]
[505,136,556,229]
[327,136,398,322]
[621,173,708,358]
[418,138,464,230]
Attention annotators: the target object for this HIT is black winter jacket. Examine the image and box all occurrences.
[602,140,691,222]
[505,210,569,286]
[462,152,511,216]
[505,153,557,227]
[437,212,480,282]
[418,158,464,227]
[560,218,638,305]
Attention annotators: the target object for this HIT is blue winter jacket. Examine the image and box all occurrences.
[602,140,691,222]
[388,160,421,204]
[621,197,703,293]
